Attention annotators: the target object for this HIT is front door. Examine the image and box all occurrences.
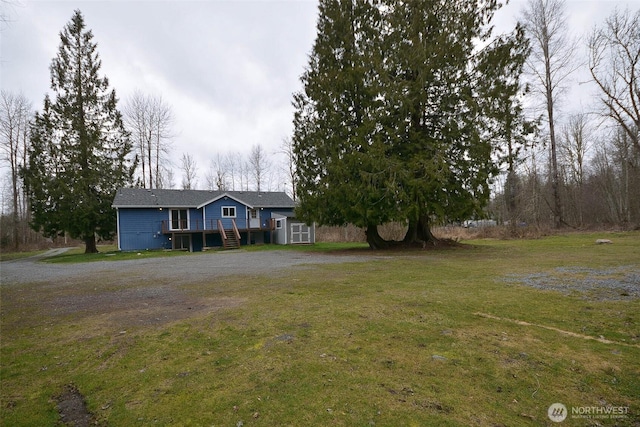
[249,209,260,229]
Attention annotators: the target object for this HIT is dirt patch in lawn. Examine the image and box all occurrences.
[55,384,97,427]
[3,278,245,331]
[47,284,245,328]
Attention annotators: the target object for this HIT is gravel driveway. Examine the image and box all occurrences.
[1,249,382,286]
[2,249,386,328]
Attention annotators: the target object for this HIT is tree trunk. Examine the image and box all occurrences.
[84,235,98,254]
[505,169,518,235]
[403,218,418,243]
[403,214,438,245]
[543,20,564,229]
[12,181,19,250]
[365,224,389,250]
[416,214,438,244]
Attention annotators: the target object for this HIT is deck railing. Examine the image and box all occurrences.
[161,219,219,234]
[231,219,241,240]
[217,219,227,240]
[162,218,265,234]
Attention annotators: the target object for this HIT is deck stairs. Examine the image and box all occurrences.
[223,231,240,249]
[218,219,241,249]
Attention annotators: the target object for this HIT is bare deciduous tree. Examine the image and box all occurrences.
[238,154,250,191]
[279,137,297,201]
[163,167,176,189]
[0,90,32,249]
[205,153,228,191]
[180,153,198,190]
[124,91,174,189]
[588,8,640,154]
[248,144,270,192]
[560,113,592,225]
[522,0,578,228]
[589,127,639,225]
[225,152,240,191]
[560,114,591,187]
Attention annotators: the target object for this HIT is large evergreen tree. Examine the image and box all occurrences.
[293,0,531,249]
[293,0,401,248]
[24,10,134,253]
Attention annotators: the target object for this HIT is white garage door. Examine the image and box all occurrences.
[291,223,311,243]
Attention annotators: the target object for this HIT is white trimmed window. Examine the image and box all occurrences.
[222,206,236,218]
[170,209,189,230]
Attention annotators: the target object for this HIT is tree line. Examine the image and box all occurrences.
[1,1,638,251]
[121,91,290,194]
[491,1,640,231]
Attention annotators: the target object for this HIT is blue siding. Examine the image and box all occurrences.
[117,208,170,251]
[188,208,203,229]
[203,198,248,229]
[117,202,296,251]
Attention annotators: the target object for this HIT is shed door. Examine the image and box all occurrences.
[291,223,310,244]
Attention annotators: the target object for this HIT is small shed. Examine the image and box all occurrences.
[272,212,315,245]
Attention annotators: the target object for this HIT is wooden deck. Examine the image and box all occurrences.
[160,219,275,235]
[161,219,276,250]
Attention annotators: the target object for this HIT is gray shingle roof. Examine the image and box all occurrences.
[112,188,295,209]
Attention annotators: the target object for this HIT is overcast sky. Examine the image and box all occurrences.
[1,0,637,190]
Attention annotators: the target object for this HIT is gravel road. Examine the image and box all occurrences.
[1,249,383,286]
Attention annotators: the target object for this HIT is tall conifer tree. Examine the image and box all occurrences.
[293,0,532,248]
[25,10,134,253]
[293,0,401,248]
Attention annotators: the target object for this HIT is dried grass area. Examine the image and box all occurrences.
[315,223,556,243]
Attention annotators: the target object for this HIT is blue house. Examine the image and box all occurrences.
[112,188,312,251]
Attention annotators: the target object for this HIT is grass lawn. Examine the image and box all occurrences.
[30,242,370,263]
[42,247,192,263]
[1,232,639,426]
[0,249,48,262]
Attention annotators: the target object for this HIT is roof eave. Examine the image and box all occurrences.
[197,192,253,209]
[112,204,194,209]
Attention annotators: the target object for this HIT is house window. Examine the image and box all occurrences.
[250,209,258,219]
[170,209,188,230]
[222,206,236,218]
[276,219,282,229]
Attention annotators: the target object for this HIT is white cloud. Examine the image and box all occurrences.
[1,0,318,187]
[2,0,636,188]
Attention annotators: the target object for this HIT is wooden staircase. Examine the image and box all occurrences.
[218,219,241,249]
[223,231,240,249]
